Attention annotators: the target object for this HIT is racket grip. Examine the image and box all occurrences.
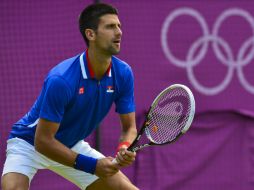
[112,158,118,164]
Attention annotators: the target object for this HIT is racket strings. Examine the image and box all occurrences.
[146,88,191,144]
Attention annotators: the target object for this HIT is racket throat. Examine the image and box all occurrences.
[130,143,151,152]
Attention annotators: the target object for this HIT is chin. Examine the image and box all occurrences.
[110,48,121,55]
[113,50,120,55]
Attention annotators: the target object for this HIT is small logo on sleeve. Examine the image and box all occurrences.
[106,86,114,93]
[79,87,85,94]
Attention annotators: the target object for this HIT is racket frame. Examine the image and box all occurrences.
[128,84,195,152]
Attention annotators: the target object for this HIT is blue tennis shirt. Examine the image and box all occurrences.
[9,50,135,148]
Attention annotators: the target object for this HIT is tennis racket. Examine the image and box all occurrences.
[113,84,195,163]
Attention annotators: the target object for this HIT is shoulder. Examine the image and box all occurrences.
[48,54,80,77]
[112,56,133,76]
[45,54,81,90]
[44,75,71,93]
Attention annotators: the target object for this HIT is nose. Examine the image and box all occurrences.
[116,26,122,36]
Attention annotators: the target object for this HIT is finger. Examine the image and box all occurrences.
[115,153,128,166]
[117,150,135,161]
[124,149,136,157]
[106,170,118,177]
[111,167,119,173]
[110,159,122,169]
[107,156,114,161]
[121,150,136,162]
[116,152,124,162]
[116,153,134,166]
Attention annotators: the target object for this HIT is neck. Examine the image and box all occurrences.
[87,48,111,80]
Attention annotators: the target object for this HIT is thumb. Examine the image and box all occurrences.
[107,156,114,161]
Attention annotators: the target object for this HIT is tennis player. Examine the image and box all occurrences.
[1,3,139,190]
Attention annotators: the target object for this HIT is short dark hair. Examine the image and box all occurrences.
[79,3,118,46]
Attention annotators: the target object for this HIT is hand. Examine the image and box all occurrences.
[95,157,119,178]
[115,147,136,168]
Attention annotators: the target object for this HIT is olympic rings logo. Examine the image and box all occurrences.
[161,7,254,95]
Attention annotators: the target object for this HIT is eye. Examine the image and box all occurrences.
[106,24,115,29]
[105,23,121,30]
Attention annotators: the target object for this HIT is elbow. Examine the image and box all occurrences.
[34,136,43,153]
[34,136,50,155]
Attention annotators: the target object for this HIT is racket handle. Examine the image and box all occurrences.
[112,158,118,164]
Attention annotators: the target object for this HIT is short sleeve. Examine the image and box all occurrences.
[115,67,136,114]
[39,76,72,123]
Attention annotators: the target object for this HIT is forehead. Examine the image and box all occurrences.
[98,14,120,25]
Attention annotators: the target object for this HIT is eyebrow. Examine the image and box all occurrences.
[105,22,121,28]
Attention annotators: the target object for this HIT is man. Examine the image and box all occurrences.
[1,3,139,190]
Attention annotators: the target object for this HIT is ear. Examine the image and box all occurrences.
[85,29,96,42]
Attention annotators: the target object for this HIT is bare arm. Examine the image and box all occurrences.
[115,112,137,167]
[35,118,119,177]
[118,112,137,143]
[34,118,77,167]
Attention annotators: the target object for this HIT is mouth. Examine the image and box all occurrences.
[113,39,121,45]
